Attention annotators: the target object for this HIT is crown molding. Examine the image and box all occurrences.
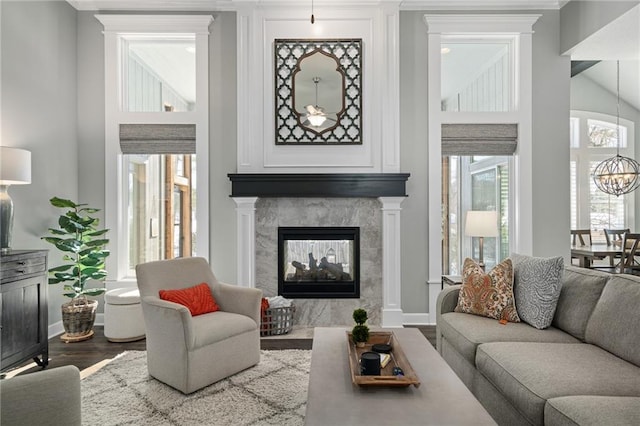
[424,14,541,33]
[67,0,563,12]
[95,14,214,32]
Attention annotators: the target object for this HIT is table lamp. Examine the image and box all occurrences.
[0,147,32,252]
[465,210,498,270]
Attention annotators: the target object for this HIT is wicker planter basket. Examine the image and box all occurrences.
[61,298,98,342]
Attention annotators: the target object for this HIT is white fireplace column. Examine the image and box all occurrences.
[379,197,406,327]
[232,197,258,287]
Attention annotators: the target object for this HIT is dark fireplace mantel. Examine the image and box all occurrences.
[228,173,410,198]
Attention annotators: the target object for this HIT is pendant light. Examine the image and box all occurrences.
[592,61,640,196]
[310,0,315,24]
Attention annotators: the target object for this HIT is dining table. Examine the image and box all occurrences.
[570,243,622,268]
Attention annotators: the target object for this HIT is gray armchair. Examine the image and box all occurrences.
[135,257,262,394]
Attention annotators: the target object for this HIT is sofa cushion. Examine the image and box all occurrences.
[552,266,609,341]
[476,342,640,426]
[455,258,520,322]
[439,312,579,366]
[511,253,564,329]
[545,396,640,426]
[585,274,640,367]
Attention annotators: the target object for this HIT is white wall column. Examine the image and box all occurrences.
[379,196,405,327]
[232,197,258,287]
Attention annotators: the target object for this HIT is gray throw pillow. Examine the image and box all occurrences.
[511,253,564,329]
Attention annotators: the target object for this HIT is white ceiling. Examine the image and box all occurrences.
[580,60,640,112]
[568,4,639,112]
[567,4,640,61]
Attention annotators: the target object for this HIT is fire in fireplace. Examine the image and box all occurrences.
[278,227,360,298]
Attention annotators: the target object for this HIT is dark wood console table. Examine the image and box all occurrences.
[1,250,49,371]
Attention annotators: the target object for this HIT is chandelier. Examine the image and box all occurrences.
[304,77,328,127]
[592,61,640,196]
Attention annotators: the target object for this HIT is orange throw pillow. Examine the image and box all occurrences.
[159,282,220,316]
[455,258,520,323]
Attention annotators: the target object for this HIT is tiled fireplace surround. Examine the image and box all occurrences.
[229,174,409,328]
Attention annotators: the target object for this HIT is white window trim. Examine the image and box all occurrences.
[96,14,213,286]
[570,110,636,233]
[423,14,539,317]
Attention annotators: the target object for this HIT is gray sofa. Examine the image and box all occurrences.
[436,265,640,426]
[0,365,81,426]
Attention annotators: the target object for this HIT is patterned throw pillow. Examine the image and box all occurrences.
[159,282,220,316]
[455,258,520,323]
[511,253,564,329]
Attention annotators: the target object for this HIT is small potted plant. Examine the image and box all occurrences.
[42,197,109,342]
[352,308,370,347]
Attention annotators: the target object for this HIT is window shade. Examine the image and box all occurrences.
[441,124,517,156]
[119,124,196,154]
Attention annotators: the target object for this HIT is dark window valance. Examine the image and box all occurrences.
[441,123,517,156]
[119,124,196,154]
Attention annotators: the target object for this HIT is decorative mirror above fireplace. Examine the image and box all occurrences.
[274,39,362,145]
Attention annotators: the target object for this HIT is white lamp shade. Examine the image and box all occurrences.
[0,147,31,185]
[465,210,498,237]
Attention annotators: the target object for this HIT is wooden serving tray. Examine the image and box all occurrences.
[346,331,421,388]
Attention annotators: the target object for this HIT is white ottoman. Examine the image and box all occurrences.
[104,288,145,342]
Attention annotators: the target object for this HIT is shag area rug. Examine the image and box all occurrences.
[81,350,311,426]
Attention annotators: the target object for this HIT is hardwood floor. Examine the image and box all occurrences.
[6,325,436,377]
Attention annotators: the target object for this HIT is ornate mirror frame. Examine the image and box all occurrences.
[274,39,363,145]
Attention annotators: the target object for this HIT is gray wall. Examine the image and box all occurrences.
[531,10,571,257]
[398,12,430,314]
[1,0,79,324]
[208,12,238,284]
[77,12,105,239]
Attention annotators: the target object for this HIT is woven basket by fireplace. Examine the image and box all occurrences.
[61,297,98,341]
[261,305,295,336]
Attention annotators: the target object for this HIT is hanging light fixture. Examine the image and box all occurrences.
[592,61,640,196]
[310,0,315,24]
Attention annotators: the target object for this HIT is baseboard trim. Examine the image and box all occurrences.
[403,312,433,326]
[48,321,64,339]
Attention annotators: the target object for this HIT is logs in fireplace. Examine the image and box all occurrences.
[278,227,360,298]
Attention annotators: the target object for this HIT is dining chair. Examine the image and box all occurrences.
[604,228,630,267]
[570,229,592,266]
[618,233,640,275]
[571,229,592,246]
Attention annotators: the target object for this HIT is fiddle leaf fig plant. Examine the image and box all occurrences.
[42,197,110,298]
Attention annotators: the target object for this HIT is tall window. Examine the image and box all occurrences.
[441,40,513,112]
[98,15,212,284]
[444,155,511,274]
[570,111,635,242]
[126,154,195,273]
[425,14,537,319]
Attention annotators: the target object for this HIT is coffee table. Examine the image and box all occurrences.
[305,327,496,425]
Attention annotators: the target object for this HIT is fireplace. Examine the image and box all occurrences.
[278,227,360,298]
